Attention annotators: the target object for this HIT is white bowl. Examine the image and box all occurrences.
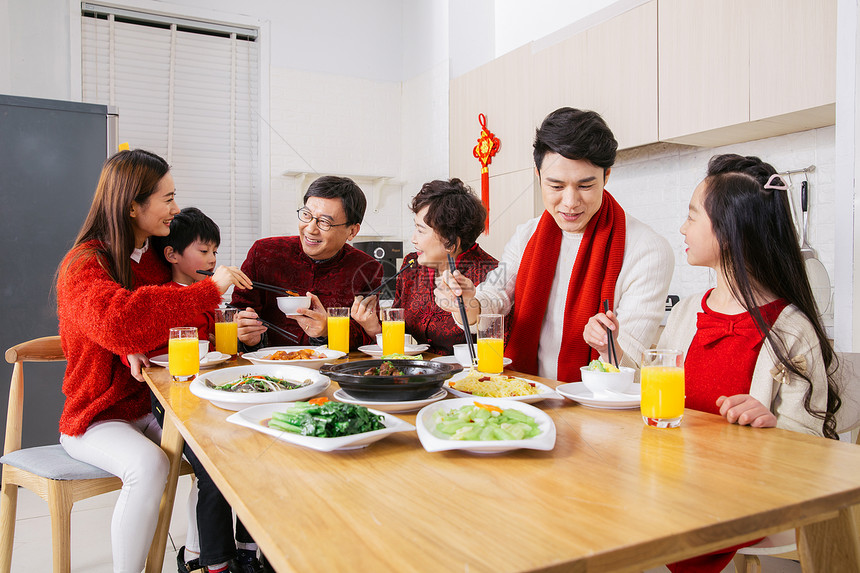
[277,296,311,317]
[579,366,635,397]
[199,340,209,359]
[189,364,330,410]
[375,333,416,348]
[452,343,478,366]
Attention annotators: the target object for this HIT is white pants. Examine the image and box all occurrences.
[60,414,169,573]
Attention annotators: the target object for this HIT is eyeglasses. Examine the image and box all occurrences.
[296,208,349,231]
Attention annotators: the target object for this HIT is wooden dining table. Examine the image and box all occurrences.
[143,354,860,572]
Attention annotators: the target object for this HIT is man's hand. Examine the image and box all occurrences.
[237,307,266,346]
[583,309,622,364]
[294,292,328,338]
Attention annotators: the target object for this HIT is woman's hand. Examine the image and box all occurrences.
[294,293,328,338]
[237,307,267,346]
[583,309,623,364]
[211,265,253,294]
[434,270,479,325]
[127,353,150,382]
[716,394,777,428]
[351,295,381,336]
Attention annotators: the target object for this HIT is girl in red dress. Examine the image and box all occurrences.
[659,154,841,572]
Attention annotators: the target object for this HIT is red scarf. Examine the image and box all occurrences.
[505,191,626,381]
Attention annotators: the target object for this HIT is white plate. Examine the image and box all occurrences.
[357,344,430,357]
[189,365,330,410]
[150,352,231,369]
[432,355,513,368]
[226,402,415,452]
[242,346,346,368]
[416,398,556,454]
[332,388,447,413]
[443,371,562,404]
[555,382,641,410]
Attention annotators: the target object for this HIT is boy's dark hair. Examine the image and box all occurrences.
[533,107,618,173]
[303,176,367,227]
[152,207,220,261]
[410,179,486,251]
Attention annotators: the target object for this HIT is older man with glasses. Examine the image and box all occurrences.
[233,176,383,349]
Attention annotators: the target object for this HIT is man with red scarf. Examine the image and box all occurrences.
[435,108,673,382]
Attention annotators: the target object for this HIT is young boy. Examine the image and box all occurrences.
[150,207,269,573]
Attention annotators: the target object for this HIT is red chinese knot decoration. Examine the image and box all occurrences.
[472,113,500,234]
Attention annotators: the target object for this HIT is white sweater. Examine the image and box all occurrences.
[475,214,674,380]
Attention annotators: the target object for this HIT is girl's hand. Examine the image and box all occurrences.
[716,394,777,428]
[434,270,479,325]
[237,307,267,346]
[127,353,150,382]
[211,265,253,294]
[351,295,381,336]
[583,310,623,364]
[294,292,328,338]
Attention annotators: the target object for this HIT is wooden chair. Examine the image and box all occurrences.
[733,352,860,573]
[0,336,123,572]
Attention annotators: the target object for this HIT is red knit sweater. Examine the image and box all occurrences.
[57,240,222,436]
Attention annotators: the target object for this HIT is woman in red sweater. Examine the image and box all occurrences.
[56,149,250,573]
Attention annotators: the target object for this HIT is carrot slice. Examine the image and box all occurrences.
[309,397,329,405]
[474,401,503,413]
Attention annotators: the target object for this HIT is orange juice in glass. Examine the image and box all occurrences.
[641,349,685,428]
[214,306,238,356]
[168,327,199,381]
[327,307,350,354]
[477,314,504,374]
[381,307,405,356]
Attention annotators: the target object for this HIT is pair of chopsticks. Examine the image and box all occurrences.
[447,253,477,367]
[196,270,301,296]
[362,259,416,298]
[602,299,619,368]
[219,303,301,345]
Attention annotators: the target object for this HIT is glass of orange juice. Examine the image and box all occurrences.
[214,306,238,357]
[327,307,350,354]
[380,307,405,356]
[168,327,200,382]
[640,349,685,428]
[477,314,504,374]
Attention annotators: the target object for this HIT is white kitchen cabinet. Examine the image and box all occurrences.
[532,1,657,150]
[659,0,835,146]
[749,0,836,120]
[449,44,534,184]
[658,0,750,144]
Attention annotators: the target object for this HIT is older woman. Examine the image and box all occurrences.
[352,179,498,355]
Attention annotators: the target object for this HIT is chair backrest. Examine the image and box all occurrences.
[4,336,64,456]
[834,351,860,434]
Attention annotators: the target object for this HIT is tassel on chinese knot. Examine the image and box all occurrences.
[472,113,500,234]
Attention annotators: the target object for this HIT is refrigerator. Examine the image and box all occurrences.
[0,94,118,447]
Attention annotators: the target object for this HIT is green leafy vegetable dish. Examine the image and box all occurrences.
[210,374,310,393]
[267,399,386,438]
[434,402,541,441]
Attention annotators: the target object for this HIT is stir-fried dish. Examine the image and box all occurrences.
[267,398,385,437]
[363,361,405,376]
[449,371,540,397]
[209,374,310,393]
[264,348,325,360]
[434,402,541,441]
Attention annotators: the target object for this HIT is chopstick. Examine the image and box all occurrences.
[448,253,477,367]
[362,259,416,298]
[196,270,301,296]
[603,299,619,368]
[220,302,300,345]
[255,317,300,344]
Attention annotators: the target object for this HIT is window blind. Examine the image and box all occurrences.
[81,7,260,266]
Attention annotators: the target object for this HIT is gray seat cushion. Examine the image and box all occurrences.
[1,445,116,481]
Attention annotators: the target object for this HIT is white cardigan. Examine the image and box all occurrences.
[474,213,674,380]
[658,293,829,436]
